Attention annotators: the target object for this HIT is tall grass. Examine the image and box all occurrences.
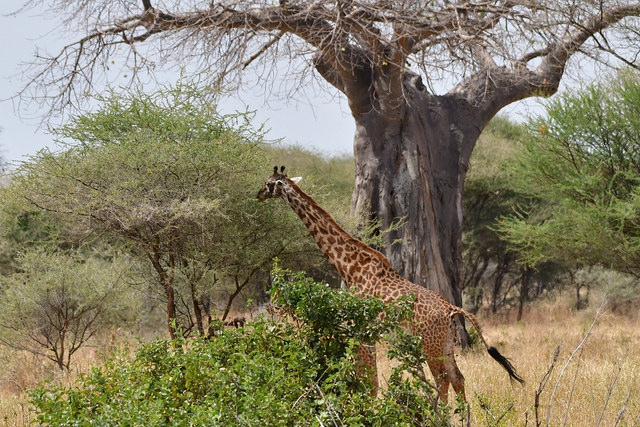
[1,293,639,426]
[459,294,640,426]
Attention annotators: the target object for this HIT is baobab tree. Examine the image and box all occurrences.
[18,1,640,318]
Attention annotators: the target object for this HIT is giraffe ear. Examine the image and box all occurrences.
[290,176,302,184]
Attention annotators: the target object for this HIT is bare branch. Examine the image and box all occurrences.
[14,0,640,123]
[242,31,284,69]
[546,299,606,425]
[538,3,640,80]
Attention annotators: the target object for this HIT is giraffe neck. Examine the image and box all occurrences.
[281,178,392,289]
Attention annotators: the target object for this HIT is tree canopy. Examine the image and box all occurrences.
[1,82,315,337]
[498,70,640,277]
[19,0,640,116]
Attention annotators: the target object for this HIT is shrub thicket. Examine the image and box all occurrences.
[29,267,464,426]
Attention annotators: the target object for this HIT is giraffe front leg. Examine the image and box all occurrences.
[356,343,378,396]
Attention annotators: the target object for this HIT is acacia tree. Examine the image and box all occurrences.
[3,84,311,339]
[19,1,640,314]
[0,249,137,370]
[499,70,640,277]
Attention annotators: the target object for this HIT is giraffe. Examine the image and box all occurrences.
[257,166,524,401]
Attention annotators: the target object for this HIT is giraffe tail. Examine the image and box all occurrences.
[487,346,525,385]
[452,307,525,385]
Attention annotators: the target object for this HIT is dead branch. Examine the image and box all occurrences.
[596,349,631,427]
[535,345,560,427]
[15,1,640,119]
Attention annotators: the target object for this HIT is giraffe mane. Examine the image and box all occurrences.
[285,177,392,270]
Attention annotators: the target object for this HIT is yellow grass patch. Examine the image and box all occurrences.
[454,296,639,425]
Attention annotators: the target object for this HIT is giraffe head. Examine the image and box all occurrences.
[257,166,301,201]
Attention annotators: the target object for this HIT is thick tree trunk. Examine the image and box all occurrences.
[351,76,483,307]
[349,75,488,342]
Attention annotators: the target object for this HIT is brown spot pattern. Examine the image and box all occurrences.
[265,175,511,402]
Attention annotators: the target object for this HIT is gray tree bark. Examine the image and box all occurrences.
[342,66,544,308]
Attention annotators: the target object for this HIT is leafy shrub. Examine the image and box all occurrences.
[30,268,461,426]
[498,70,640,276]
[573,266,640,309]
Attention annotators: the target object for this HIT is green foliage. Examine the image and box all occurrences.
[484,116,527,142]
[465,117,529,245]
[573,266,638,308]
[30,268,456,426]
[266,145,354,211]
[497,69,640,280]
[463,117,553,313]
[270,264,414,355]
[6,82,268,253]
[0,81,317,335]
[0,248,138,370]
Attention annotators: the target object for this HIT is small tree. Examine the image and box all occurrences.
[1,82,313,338]
[498,70,640,281]
[0,248,138,370]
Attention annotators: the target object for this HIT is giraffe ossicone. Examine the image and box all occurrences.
[257,166,524,401]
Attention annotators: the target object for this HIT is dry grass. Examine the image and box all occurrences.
[454,294,640,426]
[0,330,139,426]
[1,293,639,426]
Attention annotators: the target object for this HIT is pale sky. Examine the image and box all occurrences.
[0,4,361,166]
[0,4,553,167]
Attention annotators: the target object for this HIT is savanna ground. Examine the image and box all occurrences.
[1,291,638,426]
[461,295,640,426]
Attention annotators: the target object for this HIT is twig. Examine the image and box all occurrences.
[546,299,606,426]
[478,393,514,426]
[562,346,584,426]
[535,345,560,427]
[596,348,630,427]
[242,31,284,69]
[633,408,640,426]
[614,384,634,427]
[315,384,344,427]
[291,368,328,410]
[478,394,497,422]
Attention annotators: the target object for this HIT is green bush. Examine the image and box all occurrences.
[497,69,640,277]
[30,268,461,426]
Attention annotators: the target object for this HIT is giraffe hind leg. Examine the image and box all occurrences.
[438,324,466,401]
[356,343,378,396]
[424,332,466,403]
[426,358,450,402]
[443,336,466,401]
